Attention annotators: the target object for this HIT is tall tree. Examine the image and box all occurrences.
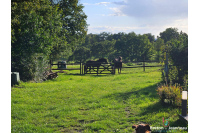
[159,28,188,84]
[138,34,153,61]
[154,38,164,61]
[56,0,87,48]
[11,0,64,81]
[11,0,88,81]
[159,27,179,43]
[167,33,188,84]
[49,0,88,60]
[144,33,155,43]
[90,40,116,59]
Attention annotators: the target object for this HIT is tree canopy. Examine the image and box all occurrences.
[11,0,87,81]
[70,32,155,62]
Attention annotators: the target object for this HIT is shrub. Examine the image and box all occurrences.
[156,83,183,107]
[122,63,127,67]
[11,54,49,82]
[126,62,134,66]
[183,74,188,91]
[168,66,179,84]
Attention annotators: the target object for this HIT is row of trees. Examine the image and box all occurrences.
[70,28,187,63]
[70,28,188,85]
[69,32,155,62]
[11,0,88,81]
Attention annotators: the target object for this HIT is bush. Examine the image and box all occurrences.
[126,62,134,66]
[183,74,188,91]
[11,54,49,82]
[157,83,183,107]
[168,66,179,84]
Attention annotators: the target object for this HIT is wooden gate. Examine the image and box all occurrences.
[83,63,115,75]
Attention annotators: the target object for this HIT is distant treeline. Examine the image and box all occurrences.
[70,28,188,85]
[69,28,188,64]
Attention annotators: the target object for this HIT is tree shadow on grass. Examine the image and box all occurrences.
[101,83,187,128]
[102,83,160,103]
[169,118,188,128]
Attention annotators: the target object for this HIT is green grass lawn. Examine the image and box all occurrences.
[11,67,187,133]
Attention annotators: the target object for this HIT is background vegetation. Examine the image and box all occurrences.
[11,0,87,82]
[70,28,188,85]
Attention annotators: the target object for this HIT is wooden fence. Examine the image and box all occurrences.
[50,60,165,75]
[122,60,162,72]
[83,63,115,75]
[50,61,82,75]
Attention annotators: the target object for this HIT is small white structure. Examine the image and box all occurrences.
[11,72,20,86]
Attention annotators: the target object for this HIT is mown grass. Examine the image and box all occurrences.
[11,67,187,133]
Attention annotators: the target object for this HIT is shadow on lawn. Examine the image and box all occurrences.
[102,83,160,102]
[101,83,188,128]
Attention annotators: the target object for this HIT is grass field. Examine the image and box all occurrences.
[11,66,187,133]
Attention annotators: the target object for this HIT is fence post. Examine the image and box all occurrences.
[80,60,82,75]
[97,66,99,75]
[165,52,169,84]
[83,63,85,75]
[50,59,52,71]
[143,57,145,72]
[81,63,83,75]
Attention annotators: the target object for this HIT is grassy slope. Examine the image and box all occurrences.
[11,67,187,133]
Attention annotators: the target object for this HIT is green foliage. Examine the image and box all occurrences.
[157,84,183,107]
[71,28,186,68]
[91,40,116,59]
[158,28,188,85]
[168,66,179,84]
[11,0,64,81]
[11,0,88,81]
[153,38,165,61]
[183,74,188,91]
[50,0,88,60]
[125,62,134,66]
[72,32,154,62]
[33,54,50,82]
[160,28,179,43]
[144,33,155,42]
[168,39,188,84]
[55,0,88,51]
[69,46,91,62]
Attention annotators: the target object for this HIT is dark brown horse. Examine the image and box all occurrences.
[113,56,122,74]
[84,58,108,72]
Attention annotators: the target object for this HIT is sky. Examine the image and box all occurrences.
[80,0,188,37]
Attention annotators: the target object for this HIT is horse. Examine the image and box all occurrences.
[113,56,122,74]
[84,58,108,73]
[97,58,108,64]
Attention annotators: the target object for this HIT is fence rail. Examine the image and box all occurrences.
[50,61,82,74]
[123,60,160,63]
[122,61,161,71]
[123,65,162,68]
[50,60,164,75]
